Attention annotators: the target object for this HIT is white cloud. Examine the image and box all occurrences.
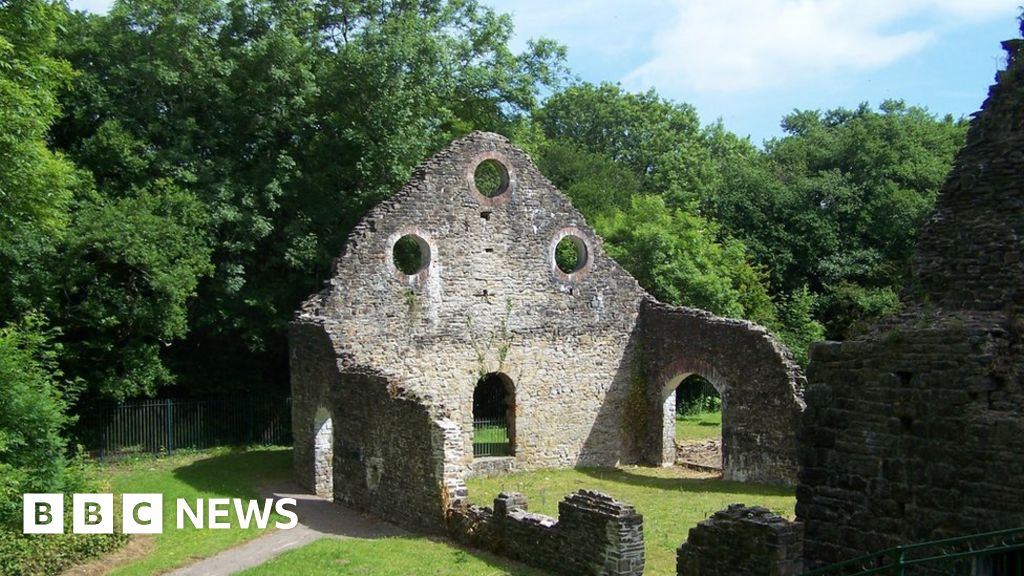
[68,0,114,14]
[623,0,1017,94]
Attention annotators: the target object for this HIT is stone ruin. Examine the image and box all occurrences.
[290,131,806,573]
[676,39,1024,575]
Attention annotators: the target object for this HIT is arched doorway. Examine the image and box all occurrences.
[472,372,515,458]
[670,374,722,471]
[312,406,333,499]
[655,367,728,472]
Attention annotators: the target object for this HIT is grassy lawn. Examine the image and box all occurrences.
[92,446,292,576]
[467,466,795,575]
[473,424,509,444]
[89,447,542,576]
[235,537,547,576]
[89,445,791,576]
[675,410,721,442]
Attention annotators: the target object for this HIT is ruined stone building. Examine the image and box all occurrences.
[797,38,1024,567]
[289,131,805,541]
[677,39,1024,576]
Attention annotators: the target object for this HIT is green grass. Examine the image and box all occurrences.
[675,410,721,442]
[96,446,292,576]
[92,445,791,576]
[236,537,547,576]
[467,466,795,575]
[473,424,509,444]
[93,447,539,576]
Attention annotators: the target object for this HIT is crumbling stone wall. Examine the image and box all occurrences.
[291,322,456,531]
[677,504,803,576]
[290,131,806,539]
[640,300,805,485]
[797,39,1024,568]
[448,490,645,576]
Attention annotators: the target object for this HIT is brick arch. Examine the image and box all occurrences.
[639,299,805,485]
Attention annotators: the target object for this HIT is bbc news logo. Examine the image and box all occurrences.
[23,494,298,534]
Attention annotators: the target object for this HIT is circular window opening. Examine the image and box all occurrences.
[472,159,509,198]
[392,234,430,275]
[555,235,588,274]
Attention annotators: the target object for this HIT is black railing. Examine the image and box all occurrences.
[473,417,510,457]
[74,396,292,458]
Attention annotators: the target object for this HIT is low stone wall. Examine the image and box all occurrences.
[448,490,645,576]
[677,504,803,576]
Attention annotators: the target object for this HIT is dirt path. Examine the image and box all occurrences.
[165,483,404,576]
[675,439,723,472]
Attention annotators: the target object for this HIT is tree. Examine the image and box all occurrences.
[596,195,777,326]
[706,101,966,337]
[536,82,715,206]
[0,0,78,320]
[53,0,567,395]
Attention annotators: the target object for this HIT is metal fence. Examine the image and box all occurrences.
[473,417,511,457]
[74,396,292,458]
[802,527,1024,576]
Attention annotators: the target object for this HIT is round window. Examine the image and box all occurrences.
[392,234,430,275]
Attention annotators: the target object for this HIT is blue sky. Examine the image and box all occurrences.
[69,0,1021,144]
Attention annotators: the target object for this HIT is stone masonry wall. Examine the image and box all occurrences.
[911,40,1024,315]
[799,313,1024,566]
[448,490,645,576]
[639,299,806,485]
[290,131,808,553]
[291,322,453,532]
[293,131,805,478]
[677,504,803,576]
[797,40,1024,569]
[296,132,647,472]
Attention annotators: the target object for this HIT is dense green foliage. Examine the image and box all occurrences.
[708,101,965,338]
[50,0,567,395]
[535,83,966,354]
[0,316,69,525]
[1,0,981,402]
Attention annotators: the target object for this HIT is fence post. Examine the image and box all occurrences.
[893,547,905,576]
[165,398,174,455]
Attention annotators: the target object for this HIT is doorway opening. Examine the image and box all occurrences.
[472,372,514,458]
[667,374,722,471]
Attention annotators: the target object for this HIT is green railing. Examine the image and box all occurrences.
[802,527,1024,576]
[472,417,510,457]
[74,396,292,458]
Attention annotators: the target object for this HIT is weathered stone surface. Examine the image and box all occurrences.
[640,300,805,484]
[449,490,645,576]
[797,40,1024,569]
[289,130,805,559]
[677,504,804,576]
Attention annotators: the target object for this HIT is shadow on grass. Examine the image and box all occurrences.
[427,537,549,576]
[574,466,793,497]
[172,447,292,498]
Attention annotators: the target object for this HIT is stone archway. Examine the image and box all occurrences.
[639,301,805,485]
[472,372,515,458]
[655,360,729,472]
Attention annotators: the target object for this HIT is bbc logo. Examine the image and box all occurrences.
[23,494,163,534]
